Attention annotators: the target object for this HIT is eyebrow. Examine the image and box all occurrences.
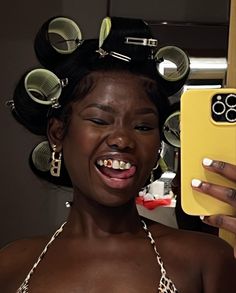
[84,103,116,114]
[135,107,159,117]
[83,103,158,116]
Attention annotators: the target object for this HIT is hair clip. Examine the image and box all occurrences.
[96,47,131,62]
[51,37,83,50]
[24,68,68,108]
[125,37,158,47]
[95,48,109,58]
[5,100,15,111]
[109,51,131,62]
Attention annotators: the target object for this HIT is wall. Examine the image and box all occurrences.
[109,0,229,22]
[109,0,230,57]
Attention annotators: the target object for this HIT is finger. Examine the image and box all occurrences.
[203,214,236,259]
[191,179,236,208]
[202,158,236,181]
[203,214,236,234]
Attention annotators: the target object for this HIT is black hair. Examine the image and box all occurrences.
[11,16,185,187]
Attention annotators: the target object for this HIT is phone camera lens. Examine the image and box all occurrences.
[225,94,236,108]
[225,108,236,123]
[212,101,226,115]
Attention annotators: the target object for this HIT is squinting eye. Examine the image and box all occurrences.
[135,125,154,131]
[88,118,109,125]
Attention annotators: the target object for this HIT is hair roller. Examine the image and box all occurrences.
[12,68,67,135]
[13,74,48,135]
[98,16,155,62]
[31,140,51,172]
[155,46,190,97]
[24,68,67,107]
[29,141,72,187]
[34,16,82,69]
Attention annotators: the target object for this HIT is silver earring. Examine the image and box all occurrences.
[50,144,62,177]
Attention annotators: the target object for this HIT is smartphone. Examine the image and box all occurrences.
[180,88,236,217]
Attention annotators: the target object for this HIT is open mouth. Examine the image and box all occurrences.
[96,159,136,179]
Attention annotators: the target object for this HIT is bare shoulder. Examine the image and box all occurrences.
[148,218,234,256]
[0,236,48,292]
[151,219,236,265]
[147,219,236,292]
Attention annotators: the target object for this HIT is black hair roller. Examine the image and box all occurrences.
[99,17,155,62]
[29,140,72,187]
[12,68,66,135]
[155,46,190,97]
[34,16,82,70]
[13,72,49,135]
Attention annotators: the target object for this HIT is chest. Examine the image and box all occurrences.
[16,235,201,293]
[27,248,162,293]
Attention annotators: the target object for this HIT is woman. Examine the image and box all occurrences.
[0,16,236,293]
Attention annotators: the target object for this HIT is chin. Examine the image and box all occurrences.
[96,192,136,209]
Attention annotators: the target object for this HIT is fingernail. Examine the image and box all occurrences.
[200,215,205,221]
[191,178,202,187]
[203,158,213,167]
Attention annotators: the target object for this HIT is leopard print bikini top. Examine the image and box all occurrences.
[16,220,178,293]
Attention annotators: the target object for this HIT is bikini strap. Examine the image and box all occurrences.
[141,219,178,293]
[16,222,67,293]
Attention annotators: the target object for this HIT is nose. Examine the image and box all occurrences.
[106,129,135,151]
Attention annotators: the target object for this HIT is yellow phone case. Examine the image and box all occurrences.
[180,88,236,216]
[180,88,236,246]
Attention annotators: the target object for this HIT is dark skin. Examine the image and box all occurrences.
[0,71,236,293]
[192,160,236,257]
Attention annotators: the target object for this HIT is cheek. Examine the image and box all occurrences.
[144,131,161,152]
[139,132,161,168]
[62,124,102,172]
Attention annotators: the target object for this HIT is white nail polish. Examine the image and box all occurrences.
[203,158,213,167]
[200,215,205,221]
[191,179,202,187]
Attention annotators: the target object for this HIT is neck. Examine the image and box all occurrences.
[65,192,142,238]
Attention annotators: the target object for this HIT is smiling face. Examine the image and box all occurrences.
[49,71,161,207]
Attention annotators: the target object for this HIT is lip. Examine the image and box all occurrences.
[95,165,136,189]
[94,153,137,189]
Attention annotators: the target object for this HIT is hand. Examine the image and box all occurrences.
[191,158,236,257]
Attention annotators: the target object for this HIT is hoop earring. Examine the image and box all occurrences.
[50,144,62,177]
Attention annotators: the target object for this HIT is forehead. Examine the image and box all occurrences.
[77,71,157,108]
[91,71,150,88]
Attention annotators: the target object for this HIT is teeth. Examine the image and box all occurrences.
[112,160,120,169]
[119,161,126,170]
[104,159,108,167]
[125,162,131,169]
[97,159,132,170]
